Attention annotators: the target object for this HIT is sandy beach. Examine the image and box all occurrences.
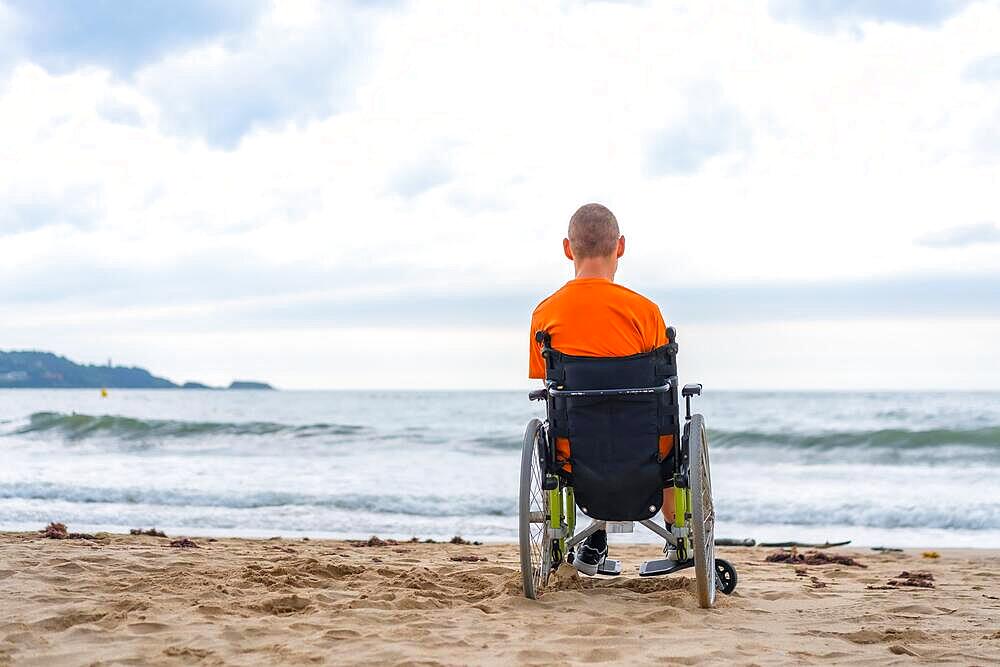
[0,532,998,665]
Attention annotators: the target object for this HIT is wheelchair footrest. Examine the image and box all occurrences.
[638,558,694,577]
[596,558,622,576]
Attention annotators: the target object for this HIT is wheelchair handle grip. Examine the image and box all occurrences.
[528,389,548,401]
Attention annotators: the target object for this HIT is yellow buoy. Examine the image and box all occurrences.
[100,388,108,398]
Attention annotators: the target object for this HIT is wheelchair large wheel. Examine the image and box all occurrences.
[519,419,551,599]
[689,414,717,608]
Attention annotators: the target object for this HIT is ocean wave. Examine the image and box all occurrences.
[470,434,520,449]
[0,482,513,517]
[6,412,1000,461]
[711,426,1000,451]
[8,412,367,441]
[2,481,997,531]
[718,500,1000,531]
[465,425,1000,455]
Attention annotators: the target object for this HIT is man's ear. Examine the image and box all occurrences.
[563,238,574,260]
[616,235,625,258]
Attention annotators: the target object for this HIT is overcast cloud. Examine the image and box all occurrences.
[2,0,1000,389]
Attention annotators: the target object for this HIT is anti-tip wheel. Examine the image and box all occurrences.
[715,558,738,595]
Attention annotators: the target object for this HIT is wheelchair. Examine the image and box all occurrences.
[519,327,737,607]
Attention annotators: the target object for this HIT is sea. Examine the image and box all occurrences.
[2,389,999,548]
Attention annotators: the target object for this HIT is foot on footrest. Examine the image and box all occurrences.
[596,558,622,576]
[639,558,693,577]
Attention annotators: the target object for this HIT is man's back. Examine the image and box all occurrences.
[528,277,667,379]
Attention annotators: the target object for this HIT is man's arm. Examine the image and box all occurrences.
[528,320,545,379]
[650,304,669,349]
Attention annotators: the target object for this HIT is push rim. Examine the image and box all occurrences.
[689,414,716,608]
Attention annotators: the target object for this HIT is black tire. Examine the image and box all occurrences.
[715,558,738,595]
[518,419,550,599]
[689,414,716,608]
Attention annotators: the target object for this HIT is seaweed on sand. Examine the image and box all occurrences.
[866,571,935,590]
[350,536,399,547]
[39,522,96,540]
[169,538,199,548]
[130,528,167,537]
[764,548,866,568]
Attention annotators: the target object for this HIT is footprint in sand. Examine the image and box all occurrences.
[577,647,620,663]
[256,594,312,615]
[32,611,105,632]
[888,603,951,616]
[128,622,169,634]
[53,562,86,574]
[196,604,227,617]
[761,590,795,601]
[163,647,213,659]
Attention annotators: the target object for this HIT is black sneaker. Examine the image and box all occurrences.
[574,535,609,576]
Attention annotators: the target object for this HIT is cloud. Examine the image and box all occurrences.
[447,188,510,213]
[964,53,1000,82]
[2,3,1000,367]
[6,260,999,331]
[918,222,1000,248]
[644,87,749,176]
[3,0,266,75]
[0,186,103,235]
[134,5,382,148]
[1,1,386,148]
[387,159,453,198]
[768,0,973,29]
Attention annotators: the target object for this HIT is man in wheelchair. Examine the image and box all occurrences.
[522,203,735,607]
[528,204,676,574]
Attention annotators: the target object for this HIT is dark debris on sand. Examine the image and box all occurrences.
[449,555,488,562]
[352,535,484,547]
[867,571,935,590]
[765,548,867,568]
[39,522,96,540]
[169,538,199,548]
[130,528,167,537]
[350,536,399,547]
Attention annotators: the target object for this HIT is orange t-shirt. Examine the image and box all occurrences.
[528,278,673,465]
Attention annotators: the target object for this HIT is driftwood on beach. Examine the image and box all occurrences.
[758,540,851,549]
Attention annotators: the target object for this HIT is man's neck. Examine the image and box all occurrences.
[573,257,617,281]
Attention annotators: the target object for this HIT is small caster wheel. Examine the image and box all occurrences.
[715,558,738,594]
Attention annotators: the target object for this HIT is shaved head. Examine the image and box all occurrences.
[568,203,620,258]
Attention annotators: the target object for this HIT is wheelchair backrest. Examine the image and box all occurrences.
[541,336,680,521]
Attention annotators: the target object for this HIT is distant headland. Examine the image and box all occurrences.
[0,351,275,390]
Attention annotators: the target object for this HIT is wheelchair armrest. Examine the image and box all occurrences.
[528,388,548,401]
[682,383,703,398]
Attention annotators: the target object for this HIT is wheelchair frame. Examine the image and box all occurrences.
[518,327,737,607]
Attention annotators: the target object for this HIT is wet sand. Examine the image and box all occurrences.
[1,532,998,665]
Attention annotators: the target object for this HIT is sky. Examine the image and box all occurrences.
[2,0,1000,389]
